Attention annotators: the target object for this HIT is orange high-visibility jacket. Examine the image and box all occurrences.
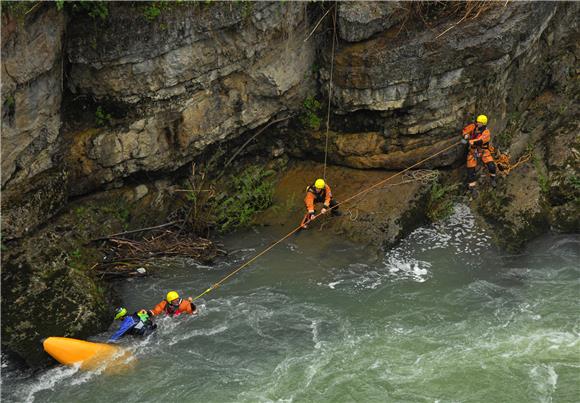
[304,184,332,213]
[462,123,491,148]
[150,299,194,317]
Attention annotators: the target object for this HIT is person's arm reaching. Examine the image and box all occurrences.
[150,301,166,316]
[323,185,332,212]
[304,192,315,215]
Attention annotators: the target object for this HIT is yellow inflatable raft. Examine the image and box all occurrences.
[43,337,134,372]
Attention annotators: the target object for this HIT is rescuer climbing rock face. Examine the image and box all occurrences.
[462,114,497,197]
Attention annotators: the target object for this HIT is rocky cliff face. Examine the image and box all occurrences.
[65,2,315,195]
[1,8,64,188]
[294,2,566,171]
[1,1,578,367]
[290,1,578,249]
[1,8,67,240]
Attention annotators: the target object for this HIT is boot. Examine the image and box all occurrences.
[490,176,497,188]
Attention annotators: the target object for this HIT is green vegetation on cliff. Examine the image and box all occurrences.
[301,96,323,130]
[427,181,459,222]
[183,165,276,234]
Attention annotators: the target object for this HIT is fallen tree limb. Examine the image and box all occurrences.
[93,227,221,278]
[92,221,179,242]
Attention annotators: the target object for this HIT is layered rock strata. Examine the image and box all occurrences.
[304,2,569,171]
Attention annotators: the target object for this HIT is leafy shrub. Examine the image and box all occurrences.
[1,1,34,19]
[211,166,275,233]
[427,182,458,222]
[95,106,112,127]
[99,199,132,230]
[72,1,109,20]
[5,95,15,109]
[565,174,580,190]
[143,3,162,21]
[300,96,322,130]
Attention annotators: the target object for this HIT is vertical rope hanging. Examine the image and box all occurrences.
[323,4,337,181]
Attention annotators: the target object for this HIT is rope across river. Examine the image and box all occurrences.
[192,139,462,302]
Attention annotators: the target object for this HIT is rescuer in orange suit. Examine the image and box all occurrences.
[302,178,340,228]
[150,291,197,317]
[462,114,497,195]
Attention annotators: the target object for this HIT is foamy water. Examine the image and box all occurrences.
[2,204,578,403]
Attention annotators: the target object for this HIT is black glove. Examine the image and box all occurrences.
[323,204,329,210]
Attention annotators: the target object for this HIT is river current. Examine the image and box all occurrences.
[2,204,579,402]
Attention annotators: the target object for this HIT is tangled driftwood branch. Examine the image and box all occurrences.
[92,223,221,279]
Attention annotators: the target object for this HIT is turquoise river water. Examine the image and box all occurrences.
[1,204,579,402]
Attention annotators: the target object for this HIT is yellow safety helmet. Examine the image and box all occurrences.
[314,179,325,189]
[166,291,179,303]
[476,114,488,125]
[114,307,127,320]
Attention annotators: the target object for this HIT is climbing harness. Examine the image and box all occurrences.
[192,140,462,302]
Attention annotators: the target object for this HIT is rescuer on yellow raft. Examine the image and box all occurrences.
[461,114,497,196]
[302,178,341,228]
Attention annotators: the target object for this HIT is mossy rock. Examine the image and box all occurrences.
[0,187,159,367]
[473,164,550,252]
[1,168,69,241]
[1,239,111,367]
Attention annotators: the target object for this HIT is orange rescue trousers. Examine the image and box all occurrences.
[467,147,496,185]
[467,147,494,168]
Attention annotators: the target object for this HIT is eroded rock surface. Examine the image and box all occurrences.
[1,8,65,188]
[66,2,315,194]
